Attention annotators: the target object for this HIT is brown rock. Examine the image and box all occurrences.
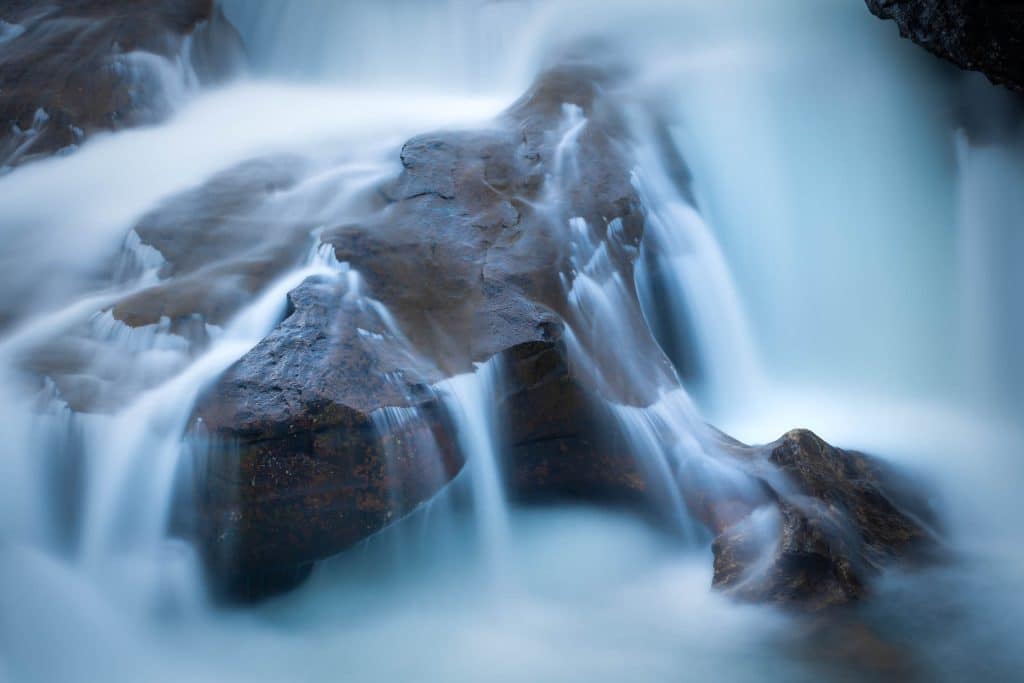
[191,61,680,598]
[113,155,314,329]
[866,0,1024,93]
[0,0,243,169]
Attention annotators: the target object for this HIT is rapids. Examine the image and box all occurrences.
[1,1,1022,681]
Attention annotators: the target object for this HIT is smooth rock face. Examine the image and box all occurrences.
[866,0,1024,92]
[710,430,935,611]
[0,0,243,169]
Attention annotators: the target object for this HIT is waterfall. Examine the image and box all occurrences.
[221,0,531,92]
[1,1,1023,681]
[631,118,764,415]
[955,126,1024,415]
[441,363,512,571]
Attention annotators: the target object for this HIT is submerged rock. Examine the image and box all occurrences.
[0,0,243,169]
[866,0,1024,93]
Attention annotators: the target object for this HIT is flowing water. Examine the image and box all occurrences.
[2,1,1023,681]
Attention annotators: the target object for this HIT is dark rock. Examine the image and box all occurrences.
[866,0,1024,93]
[502,341,647,504]
[710,429,936,611]
[191,61,680,599]
[0,0,243,169]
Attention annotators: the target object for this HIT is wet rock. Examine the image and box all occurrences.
[193,277,463,600]
[866,0,1024,93]
[189,61,935,606]
[322,61,665,394]
[710,429,936,611]
[15,156,313,414]
[112,156,314,329]
[502,341,647,504]
[0,0,243,169]
[192,62,677,599]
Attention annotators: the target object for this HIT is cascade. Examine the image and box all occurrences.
[0,1,1022,681]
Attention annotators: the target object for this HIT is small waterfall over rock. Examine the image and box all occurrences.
[28,238,349,610]
[441,362,512,571]
[631,118,763,413]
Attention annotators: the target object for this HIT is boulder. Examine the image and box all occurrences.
[191,61,680,598]
[866,0,1024,93]
[16,156,312,414]
[193,275,463,599]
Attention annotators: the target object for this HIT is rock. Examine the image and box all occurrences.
[14,156,313,414]
[193,277,463,600]
[322,61,670,396]
[112,155,315,330]
[191,61,681,599]
[866,0,1024,93]
[710,429,936,610]
[501,339,650,506]
[188,60,936,604]
[0,0,243,169]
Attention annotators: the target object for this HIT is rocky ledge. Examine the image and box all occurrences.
[866,0,1024,93]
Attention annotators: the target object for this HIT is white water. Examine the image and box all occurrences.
[2,1,1023,681]
[441,363,512,573]
[632,132,764,413]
